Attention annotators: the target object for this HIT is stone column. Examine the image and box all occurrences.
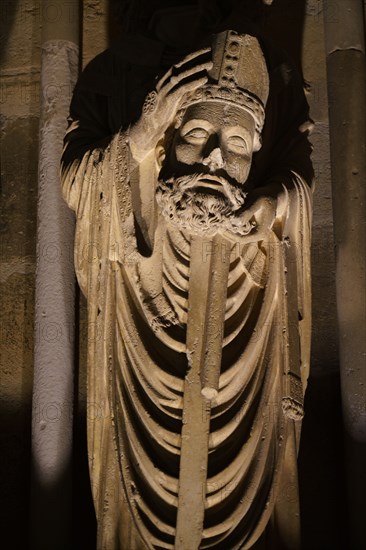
[30,2,79,549]
[323,1,366,547]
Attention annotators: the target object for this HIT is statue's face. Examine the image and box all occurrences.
[171,102,256,185]
[156,102,258,236]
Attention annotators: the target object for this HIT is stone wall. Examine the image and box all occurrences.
[1,2,41,548]
[0,1,349,548]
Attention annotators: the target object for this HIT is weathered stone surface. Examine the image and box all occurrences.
[0,2,40,547]
[0,117,38,257]
[83,0,108,67]
[0,1,41,70]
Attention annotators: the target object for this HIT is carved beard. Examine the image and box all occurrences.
[156,174,253,236]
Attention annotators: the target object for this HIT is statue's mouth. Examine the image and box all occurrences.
[193,176,227,198]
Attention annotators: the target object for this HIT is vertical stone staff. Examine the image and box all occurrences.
[323,1,366,547]
[30,2,79,549]
[175,234,231,549]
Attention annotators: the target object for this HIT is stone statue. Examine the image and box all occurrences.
[62,12,313,550]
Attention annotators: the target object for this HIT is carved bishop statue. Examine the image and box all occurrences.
[62,15,313,550]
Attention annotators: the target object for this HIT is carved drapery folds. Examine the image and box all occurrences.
[62,27,312,550]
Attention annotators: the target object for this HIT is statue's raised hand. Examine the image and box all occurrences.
[236,185,283,243]
[129,47,213,163]
[243,196,277,241]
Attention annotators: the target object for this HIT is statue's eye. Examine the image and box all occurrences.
[183,128,209,141]
[227,136,248,151]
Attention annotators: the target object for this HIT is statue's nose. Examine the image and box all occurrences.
[202,148,224,172]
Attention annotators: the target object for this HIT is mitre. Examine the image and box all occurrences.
[179,30,270,138]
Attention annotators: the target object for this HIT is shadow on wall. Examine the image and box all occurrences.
[0,0,19,65]
[262,0,307,74]
[299,373,348,550]
[1,404,32,549]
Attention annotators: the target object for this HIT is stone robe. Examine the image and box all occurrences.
[61,31,313,550]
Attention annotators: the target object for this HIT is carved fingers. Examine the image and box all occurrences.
[130,48,213,163]
[153,48,212,123]
[155,47,212,93]
[242,196,276,240]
